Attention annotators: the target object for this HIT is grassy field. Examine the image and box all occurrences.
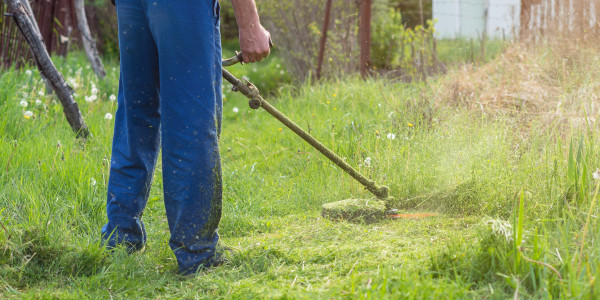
[2,41,600,298]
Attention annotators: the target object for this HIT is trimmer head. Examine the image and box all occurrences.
[321,198,387,224]
[321,196,439,223]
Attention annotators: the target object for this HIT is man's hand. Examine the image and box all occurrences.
[231,0,271,63]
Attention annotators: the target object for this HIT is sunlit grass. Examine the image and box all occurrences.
[2,44,600,298]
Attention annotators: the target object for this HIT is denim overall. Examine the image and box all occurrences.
[101,0,223,275]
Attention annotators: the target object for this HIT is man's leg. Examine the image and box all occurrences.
[102,0,161,251]
[146,0,223,274]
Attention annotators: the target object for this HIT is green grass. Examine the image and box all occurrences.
[2,45,600,298]
[437,38,507,66]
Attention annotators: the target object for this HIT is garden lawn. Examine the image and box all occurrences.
[2,44,600,298]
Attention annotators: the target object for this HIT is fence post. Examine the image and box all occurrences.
[316,0,332,80]
[358,0,371,78]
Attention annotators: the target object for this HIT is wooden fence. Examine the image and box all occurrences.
[522,0,600,38]
[0,0,76,69]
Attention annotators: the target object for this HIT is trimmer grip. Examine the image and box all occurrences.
[236,38,274,64]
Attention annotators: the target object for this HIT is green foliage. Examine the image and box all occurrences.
[85,1,119,58]
[388,0,433,29]
[218,0,239,41]
[258,0,360,79]
[222,41,292,95]
[371,8,438,78]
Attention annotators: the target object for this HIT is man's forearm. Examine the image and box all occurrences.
[230,0,261,30]
[230,0,271,63]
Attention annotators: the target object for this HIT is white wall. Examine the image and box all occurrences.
[433,0,520,39]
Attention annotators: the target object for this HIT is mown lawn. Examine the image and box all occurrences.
[2,42,600,298]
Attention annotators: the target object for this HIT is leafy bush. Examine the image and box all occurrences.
[371,7,440,79]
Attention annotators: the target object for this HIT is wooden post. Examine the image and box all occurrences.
[74,0,105,78]
[316,0,333,80]
[419,0,424,27]
[358,0,371,78]
[520,0,533,40]
[5,0,90,138]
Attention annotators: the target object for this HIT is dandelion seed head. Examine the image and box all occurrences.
[85,95,98,103]
[23,111,33,119]
[19,100,28,107]
[364,157,372,168]
[232,107,239,113]
[105,113,113,120]
[387,133,396,140]
[593,169,600,180]
[109,94,117,101]
[25,69,32,76]
[35,99,43,106]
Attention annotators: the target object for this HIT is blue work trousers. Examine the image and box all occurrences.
[101,0,223,275]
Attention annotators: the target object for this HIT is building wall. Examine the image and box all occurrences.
[433,0,520,39]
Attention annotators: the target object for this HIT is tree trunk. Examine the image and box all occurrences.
[73,0,105,79]
[5,0,90,138]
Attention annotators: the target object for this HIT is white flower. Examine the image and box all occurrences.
[38,90,44,96]
[67,77,79,89]
[364,157,372,168]
[109,94,117,101]
[90,177,97,186]
[23,111,33,119]
[91,85,99,95]
[85,95,98,102]
[104,113,113,120]
[19,100,28,107]
[386,133,396,140]
[594,169,600,180]
[35,99,43,106]
[232,107,239,113]
[25,69,32,76]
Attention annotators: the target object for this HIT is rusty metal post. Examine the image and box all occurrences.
[316,0,332,80]
[358,0,371,78]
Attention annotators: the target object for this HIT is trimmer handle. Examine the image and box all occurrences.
[222,38,273,67]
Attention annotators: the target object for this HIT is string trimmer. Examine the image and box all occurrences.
[222,51,395,223]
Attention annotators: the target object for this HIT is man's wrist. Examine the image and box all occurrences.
[237,19,261,31]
